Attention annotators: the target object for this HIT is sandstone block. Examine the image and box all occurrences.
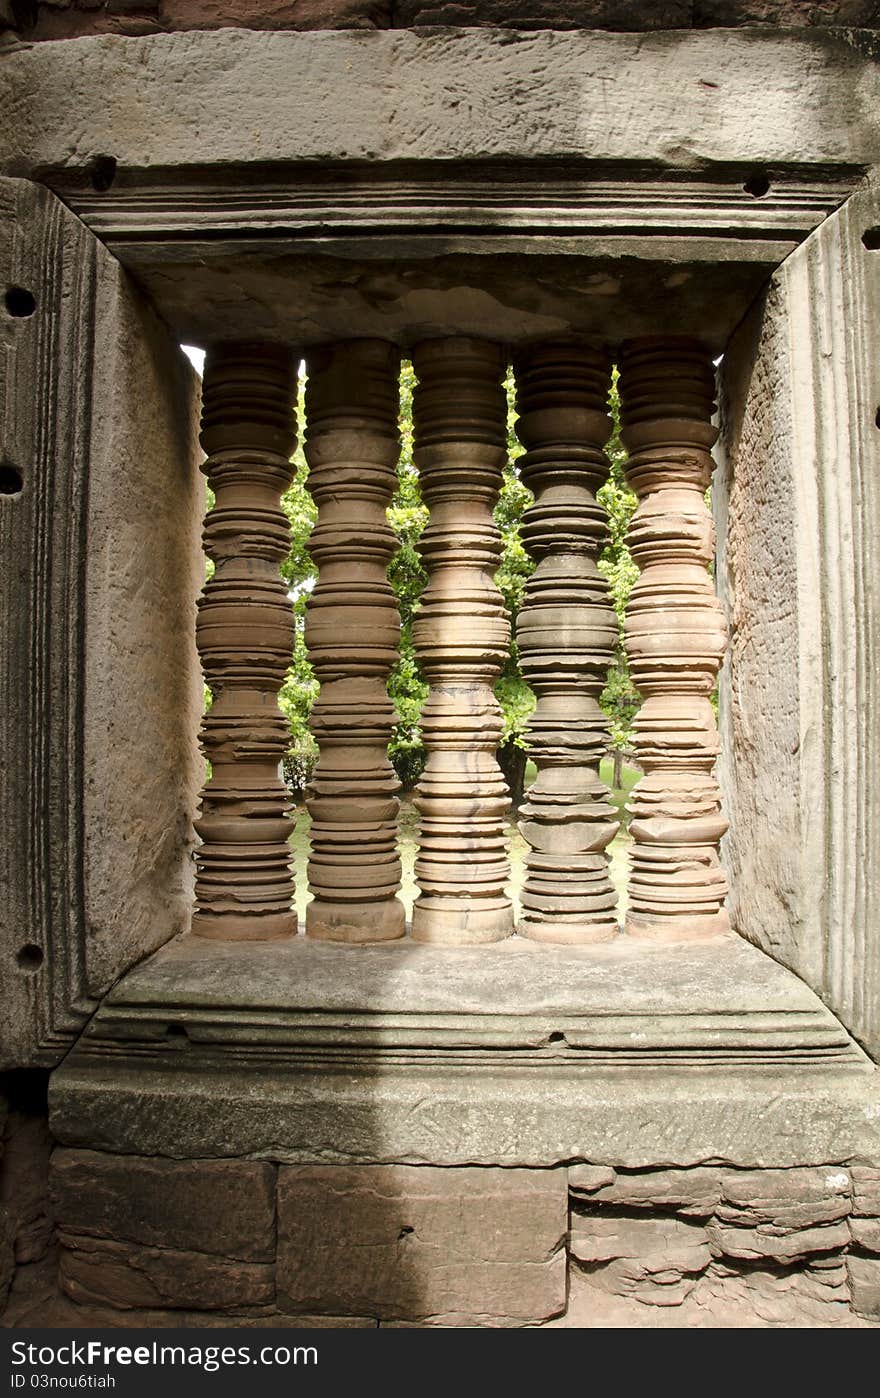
[59,1234,274,1312]
[847,1253,880,1320]
[715,1167,852,1230]
[706,1219,851,1265]
[276,1165,566,1323]
[572,1166,722,1216]
[396,1,880,25]
[50,1150,276,1261]
[395,2,691,26]
[570,1214,711,1306]
[851,1165,880,1218]
[849,1218,880,1254]
[568,1164,616,1194]
[697,1257,853,1327]
[695,1,880,23]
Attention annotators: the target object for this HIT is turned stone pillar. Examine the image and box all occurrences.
[410,338,513,945]
[514,343,619,943]
[303,340,405,943]
[619,338,728,941]
[192,344,297,941]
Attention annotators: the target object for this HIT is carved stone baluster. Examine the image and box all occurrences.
[192,343,297,941]
[410,338,513,945]
[619,338,729,940]
[303,339,405,943]
[514,343,619,943]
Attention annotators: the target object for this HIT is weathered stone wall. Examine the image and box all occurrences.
[716,180,880,1059]
[10,1149,873,1326]
[570,1161,880,1324]
[2,2,879,42]
[47,1152,569,1326]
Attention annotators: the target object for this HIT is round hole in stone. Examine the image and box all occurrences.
[0,464,23,496]
[743,173,771,199]
[165,1022,189,1040]
[17,944,43,972]
[876,406,880,429]
[89,155,117,193]
[5,286,36,318]
[862,227,880,250]
[548,1031,566,1045]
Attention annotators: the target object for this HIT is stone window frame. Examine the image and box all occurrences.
[1,24,878,1077]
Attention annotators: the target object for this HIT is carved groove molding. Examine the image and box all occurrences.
[514,343,619,943]
[304,339,405,943]
[69,169,854,248]
[619,338,729,941]
[193,344,297,941]
[410,338,513,945]
[0,180,96,1065]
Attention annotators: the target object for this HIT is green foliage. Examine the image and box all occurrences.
[214,356,641,793]
[386,361,430,787]
[597,371,640,750]
[277,366,319,795]
[493,369,536,755]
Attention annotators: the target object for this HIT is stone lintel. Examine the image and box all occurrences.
[3,28,878,178]
[67,245,805,354]
[1,27,878,345]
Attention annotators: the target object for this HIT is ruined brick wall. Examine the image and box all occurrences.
[2,2,879,42]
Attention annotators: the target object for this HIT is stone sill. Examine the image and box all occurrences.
[76,930,868,1063]
[48,932,880,1171]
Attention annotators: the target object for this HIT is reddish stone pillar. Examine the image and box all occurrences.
[514,342,619,943]
[191,344,297,941]
[303,340,406,943]
[619,338,729,940]
[410,338,513,945]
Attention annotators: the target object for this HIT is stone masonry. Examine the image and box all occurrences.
[20,1151,879,1326]
[2,5,879,1335]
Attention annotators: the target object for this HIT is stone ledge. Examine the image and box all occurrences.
[47,933,879,1167]
[48,1061,880,1169]
[75,931,870,1063]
